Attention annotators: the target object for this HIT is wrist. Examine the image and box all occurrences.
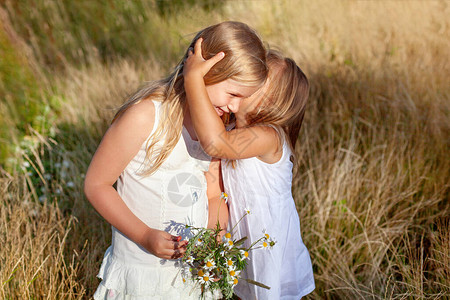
[184,73,204,85]
[138,226,154,248]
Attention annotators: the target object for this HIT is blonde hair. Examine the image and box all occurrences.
[113,21,267,175]
[245,50,309,153]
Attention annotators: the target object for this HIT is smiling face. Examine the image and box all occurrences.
[205,79,259,116]
[233,77,270,126]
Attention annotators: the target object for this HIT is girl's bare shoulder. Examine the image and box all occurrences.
[251,125,282,163]
[113,100,156,137]
[118,99,155,123]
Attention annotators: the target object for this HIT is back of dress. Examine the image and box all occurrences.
[222,135,315,300]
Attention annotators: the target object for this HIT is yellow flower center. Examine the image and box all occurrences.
[198,270,204,277]
[206,261,213,267]
[244,251,249,257]
[227,260,233,266]
[230,270,236,276]
[263,241,268,248]
[233,278,238,285]
[223,193,228,198]
[182,278,186,282]
[203,276,210,282]
[225,233,231,239]
[198,238,202,242]
[228,240,234,246]
[265,233,270,239]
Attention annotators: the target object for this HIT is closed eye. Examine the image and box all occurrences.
[229,93,243,98]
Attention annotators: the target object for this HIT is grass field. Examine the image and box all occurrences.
[1,0,449,298]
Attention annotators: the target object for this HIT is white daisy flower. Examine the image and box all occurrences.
[220,192,228,203]
[228,265,241,278]
[198,270,212,286]
[22,161,30,168]
[225,259,234,268]
[244,207,251,215]
[225,239,234,249]
[219,250,226,257]
[239,249,250,260]
[261,237,276,250]
[262,229,270,240]
[223,232,232,241]
[268,237,277,249]
[186,256,194,264]
[204,258,216,271]
[195,237,203,246]
[228,277,239,287]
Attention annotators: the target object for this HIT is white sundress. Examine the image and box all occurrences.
[94,100,211,300]
[222,133,315,300]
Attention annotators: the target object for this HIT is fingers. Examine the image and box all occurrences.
[194,38,203,56]
[166,234,188,251]
[171,248,183,259]
[160,242,187,260]
[170,235,182,242]
[206,51,225,68]
[194,38,225,60]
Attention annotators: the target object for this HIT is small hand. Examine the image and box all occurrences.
[183,38,225,79]
[141,228,188,260]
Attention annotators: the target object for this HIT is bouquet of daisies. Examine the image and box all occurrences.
[181,193,276,299]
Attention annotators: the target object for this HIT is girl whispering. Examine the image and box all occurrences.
[183,40,315,299]
[84,21,267,299]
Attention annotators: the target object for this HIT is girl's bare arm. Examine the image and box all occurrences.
[205,158,228,235]
[183,39,279,160]
[84,100,187,259]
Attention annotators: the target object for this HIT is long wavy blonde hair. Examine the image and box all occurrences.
[245,50,309,154]
[113,21,267,175]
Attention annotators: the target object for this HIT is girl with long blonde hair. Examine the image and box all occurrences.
[183,41,315,299]
[84,21,267,299]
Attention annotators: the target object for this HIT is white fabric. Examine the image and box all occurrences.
[222,134,315,300]
[94,100,211,300]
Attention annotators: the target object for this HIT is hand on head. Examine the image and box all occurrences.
[183,38,225,79]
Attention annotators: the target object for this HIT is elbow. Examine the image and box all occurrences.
[83,177,99,205]
[83,179,93,202]
[200,138,225,158]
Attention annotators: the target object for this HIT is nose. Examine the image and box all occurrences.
[227,98,241,113]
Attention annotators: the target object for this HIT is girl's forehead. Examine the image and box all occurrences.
[224,79,260,97]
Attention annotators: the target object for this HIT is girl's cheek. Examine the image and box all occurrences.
[213,97,228,107]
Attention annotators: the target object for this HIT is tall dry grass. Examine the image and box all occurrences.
[1,0,449,299]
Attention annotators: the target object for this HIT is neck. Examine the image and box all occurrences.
[235,113,248,128]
